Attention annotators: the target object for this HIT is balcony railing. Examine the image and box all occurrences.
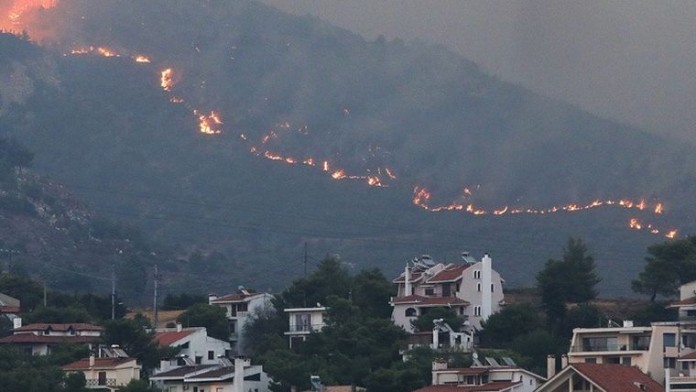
[287,323,325,333]
[570,343,649,353]
[86,378,117,387]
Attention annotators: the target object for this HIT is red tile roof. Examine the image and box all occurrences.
[211,289,262,303]
[391,295,469,307]
[428,264,472,283]
[0,305,20,313]
[63,357,137,370]
[154,329,197,347]
[668,297,696,308]
[570,363,663,392]
[13,323,104,332]
[680,351,696,360]
[0,334,101,344]
[413,381,520,392]
[394,271,426,284]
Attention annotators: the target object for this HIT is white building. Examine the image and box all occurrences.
[0,320,103,355]
[154,325,231,366]
[284,306,327,348]
[151,356,271,392]
[63,353,141,391]
[567,320,696,386]
[209,288,273,352]
[390,253,505,332]
[414,358,544,392]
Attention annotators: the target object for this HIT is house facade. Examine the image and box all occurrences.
[567,320,696,385]
[151,356,271,392]
[391,253,505,333]
[418,358,544,392]
[154,325,231,366]
[538,362,663,392]
[284,306,327,348]
[208,288,273,352]
[63,355,141,391]
[0,320,103,355]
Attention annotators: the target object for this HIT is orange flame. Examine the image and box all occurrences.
[160,68,174,91]
[195,110,223,135]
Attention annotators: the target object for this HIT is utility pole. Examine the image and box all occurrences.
[111,264,116,320]
[304,242,308,277]
[153,264,159,329]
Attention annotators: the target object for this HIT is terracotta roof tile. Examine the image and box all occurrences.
[570,363,663,392]
[210,289,262,303]
[668,297,696,307]
[154,329,198,347]
[428,264,472,283]
[63,357,137,370]
[679,351,696,360]
[0,334,100,344]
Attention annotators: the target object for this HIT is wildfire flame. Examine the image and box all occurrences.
[195,110,223,135]
[160,68,175,92]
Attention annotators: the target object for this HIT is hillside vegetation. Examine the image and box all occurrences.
[0,1,693,296]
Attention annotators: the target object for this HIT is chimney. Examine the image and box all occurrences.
[13,317,22,329]
[208,293,217,304]
[481,254,493,321]
[547,355,556,379]
[234,356,248,392]
[176,323,183,332]
[89,354,95,368]
[404,264,412,296]
[561,354,568,368]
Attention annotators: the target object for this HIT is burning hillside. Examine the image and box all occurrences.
[0,0,693,261]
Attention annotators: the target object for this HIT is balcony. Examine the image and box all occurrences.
[286,323,325,334]
[570,343,649,353]
[86,378,117,387]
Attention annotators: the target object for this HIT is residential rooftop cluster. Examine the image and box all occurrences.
[2,249,696,391]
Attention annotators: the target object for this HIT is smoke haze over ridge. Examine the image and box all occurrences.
[261,0,696,145]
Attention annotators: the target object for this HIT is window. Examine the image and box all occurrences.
[208,350,214,360]
[238,303,248,312]
[474,306,481,316]
[405,308,417,317]
[477,283,481,292]
[664,357,676,369]
[585,357,597,364]
[622,357,631,366]
[442,284,451,297]
[473,270,480,279]
[424,288,434,296]
[195,356,202,365]
[664,333,676,348]
[229,320,236,333]
[491,283,494,292]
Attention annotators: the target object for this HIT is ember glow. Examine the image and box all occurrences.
[412,186,679,237]
[1,0,56,32]
[160,68,175,92]
[195,110,223,135]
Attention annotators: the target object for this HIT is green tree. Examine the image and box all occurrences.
[537,238,600,325]
[176,303,229,341]
[632,236,696,301]
[102,318,162,372]
[410,307,465,332]
[479,303,544,347]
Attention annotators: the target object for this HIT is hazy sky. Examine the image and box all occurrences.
[260,0,696,144]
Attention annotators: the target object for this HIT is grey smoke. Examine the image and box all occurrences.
[260,0,696,145]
